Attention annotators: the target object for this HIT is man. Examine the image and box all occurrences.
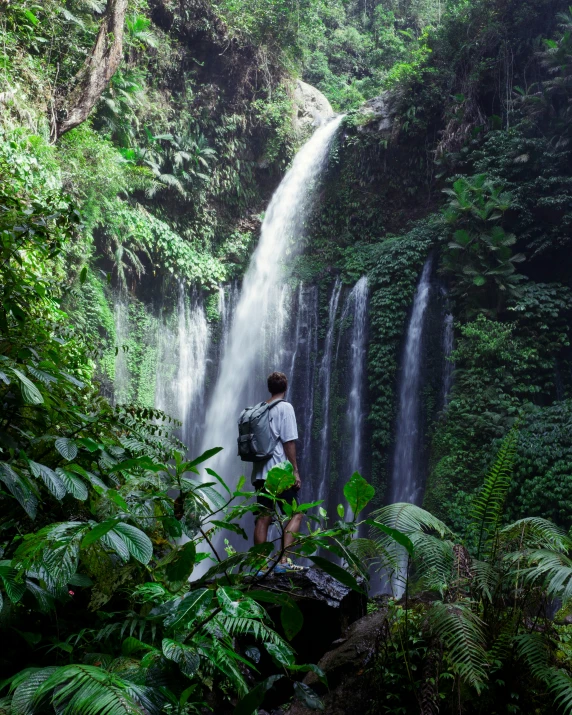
[252,371,304,573]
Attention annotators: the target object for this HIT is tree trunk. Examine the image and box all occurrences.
[52,0,128,141]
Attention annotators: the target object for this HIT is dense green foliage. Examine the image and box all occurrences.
[4,0,572,712]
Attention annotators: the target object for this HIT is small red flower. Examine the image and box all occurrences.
[68,590,75,596]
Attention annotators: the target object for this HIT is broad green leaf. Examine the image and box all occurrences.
[337,503,345,518]
[211,520,247,540]
[343,472,375,517]
[366,520,414,556]
[162,638,200,676]
[265,461,295,496]
[233,675,283,715]
[76,437,100,452]
[28,461,66,500]
[281,599,304,640]
[165,541,196,585]
[0,560,26,603]
[308,556,364,594]
[164,588,213,629]
[81,519,121,548]
[265,641,295,667]
[11,368,43,404]
[56,469,88,500]
[100,529,130,561]
[54,438,78,461]
[106,489,129,510]
[290,663,328,686]
[205,467,231,494]
[122,636,156,656]
[109,456,168,473]
[294,682,324,711]
[0,463,38,518]
[112,523,153,564]
[218,586,265,618]
[186,447,223,468]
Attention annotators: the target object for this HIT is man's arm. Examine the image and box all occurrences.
[283,440,301,489]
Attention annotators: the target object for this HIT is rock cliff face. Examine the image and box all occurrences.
[293,80,335,136]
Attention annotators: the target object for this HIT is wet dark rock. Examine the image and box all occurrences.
[358,90,400,135]
[262,567,367,666]
[284,606,389,715]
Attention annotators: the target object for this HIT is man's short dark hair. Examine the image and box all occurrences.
[268,371,288,395]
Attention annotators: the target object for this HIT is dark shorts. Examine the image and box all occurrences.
[254,479,301,516]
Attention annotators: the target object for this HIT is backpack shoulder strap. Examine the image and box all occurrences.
[266,398,285,411]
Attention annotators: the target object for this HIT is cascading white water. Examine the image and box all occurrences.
[290,285,319,467]
[176,286,209,449]
[200,116,345,486]
[317,278,343,502]
[390,258,433,505]
[442,312,454,408]
[346,277,368,477]
[113,295,130,404]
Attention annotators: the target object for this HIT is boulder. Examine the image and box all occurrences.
[262,567,367,666]
[293,80,335,137]
[284,606,389,715]
[358,90,399,135]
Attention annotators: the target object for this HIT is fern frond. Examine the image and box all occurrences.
[548,669,572,715]
[471,558,499,602]
[33,664,155,715]
[514,632,551,680]
[521,549,572,602]
[370,503,451,537]
[427,601,488,693]
[471,428,518,558]
[501,517,570,552]
[410,533,455,591]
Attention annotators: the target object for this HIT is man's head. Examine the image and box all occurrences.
[267,371,288,396]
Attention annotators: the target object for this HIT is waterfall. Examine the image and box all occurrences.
[346,277,368,478]
[113,295,130,404]
[442,312,454,408]
[390,258,433,505]
[200,116,345,489]
[176,286,209,450]
[289,285,319,469]
[317,278,343,502]
[151,287,210,452]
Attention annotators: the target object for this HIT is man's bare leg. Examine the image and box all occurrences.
[254,514,272,546]
[281,513,303,563]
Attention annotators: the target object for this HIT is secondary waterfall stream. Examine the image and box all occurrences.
[199,116,345,494]
[390,258,433,505]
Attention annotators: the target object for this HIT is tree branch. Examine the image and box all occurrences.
[52,0,128,141]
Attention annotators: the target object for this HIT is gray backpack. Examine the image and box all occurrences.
[237,399,285,462]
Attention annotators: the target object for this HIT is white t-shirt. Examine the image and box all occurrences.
[251,400,298,483]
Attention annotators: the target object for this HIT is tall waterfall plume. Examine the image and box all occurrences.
[345,276,368,478]
[442,312,454,409]
[200,116,345,487]
[317,278,343,502]
[390,258,433,505]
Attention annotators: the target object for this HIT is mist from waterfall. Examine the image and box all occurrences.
[200,116,345,489]
[390,258,433,505]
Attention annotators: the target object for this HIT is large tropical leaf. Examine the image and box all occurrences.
[111,524,153,565]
